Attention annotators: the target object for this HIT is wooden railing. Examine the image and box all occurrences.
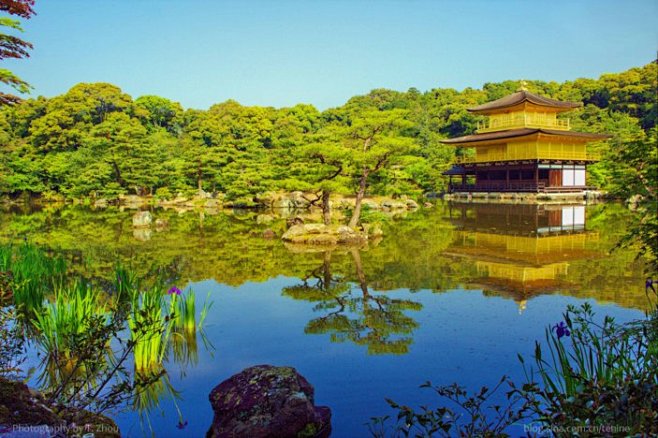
[477,114,570,133]
[455,151,600,164]
[449,182,596,193]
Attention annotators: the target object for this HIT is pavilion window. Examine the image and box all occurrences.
[563,166,575,186]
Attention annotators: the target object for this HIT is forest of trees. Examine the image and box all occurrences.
[0,61,655,205]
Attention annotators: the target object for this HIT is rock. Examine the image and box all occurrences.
[256,214,275,225]
[133,228,152,241]
[0,377,120,438]
[204,199,222,208]
[306,234,339,245]
[361,199,380,210]
[262,229,276,239]
[303,223,325,234]
[197,189,212,199]
[381,200,407,210]
[627,194,644,210]
[155,218,169,228]
[93,198,108,208]
[286,216,305,227]
[0,377,62,431]
[132,211,152,228]
[290,191,310,208]
[337,225,355,235]
[423,202,433,208]
[273,198,295,209]
[207,365,331,438]
[368,224,384,238]
[120,194,148,208]
[282,224,367,246]
[59,408,121,438]
[281,225,307,240]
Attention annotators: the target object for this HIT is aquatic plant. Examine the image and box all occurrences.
[520,302,658,432]
[170,289,213,367]
[128,286,175,373]
[529,303,653,397]
[0,243,67,319]
[114,264,140,300]
[32,281,111,394]
[552,321,570,340]
[373,300,658,436]
[132,370,183,435]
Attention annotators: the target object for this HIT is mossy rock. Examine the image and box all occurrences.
[0,377,120,438]
[207,365,331,438]
[0,377,61,428]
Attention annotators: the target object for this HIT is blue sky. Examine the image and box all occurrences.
[4,0,657,110]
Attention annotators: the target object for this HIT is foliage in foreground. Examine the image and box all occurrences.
[0,243,212,429]
[371,298,658,437]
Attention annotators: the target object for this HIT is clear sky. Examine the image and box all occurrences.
[4,0,657,110]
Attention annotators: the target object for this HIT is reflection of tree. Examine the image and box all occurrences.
[283,249,422,355]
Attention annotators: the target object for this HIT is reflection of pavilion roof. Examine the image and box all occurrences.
[446,231,601,266]
[468,277,574,300]
[467,90,582,114]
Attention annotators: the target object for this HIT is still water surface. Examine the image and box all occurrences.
[0,201,648,437]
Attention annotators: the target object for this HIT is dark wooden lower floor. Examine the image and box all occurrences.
[446,162,592,193]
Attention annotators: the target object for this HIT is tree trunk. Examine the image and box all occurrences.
[111,160,124,187]
[321,190,331,225]
[322,251,332,291]
[197,160,203,193]
[349,248,369,297]
[348,170,368,229]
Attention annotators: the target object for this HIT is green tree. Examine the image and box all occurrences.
[341,108,416,228]
[133,95,183,134]
[0,0,35,105]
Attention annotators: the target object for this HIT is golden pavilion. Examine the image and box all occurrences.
[441,85,610,193]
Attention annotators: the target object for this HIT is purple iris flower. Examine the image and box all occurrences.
[646,279,656,293]
[167,286,182,296]
[553,321,570,340]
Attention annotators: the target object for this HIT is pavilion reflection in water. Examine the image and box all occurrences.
[445,202,599,312]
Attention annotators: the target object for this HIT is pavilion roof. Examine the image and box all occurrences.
[468,90,582,114]
[440,128,610,145]
[442,165,474,176]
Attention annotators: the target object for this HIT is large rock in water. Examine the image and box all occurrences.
[132,211,152,227]
[207,365,331,438]
[281,224,368,245]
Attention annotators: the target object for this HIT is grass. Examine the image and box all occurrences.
[0,243,66,319]
[32,280,111,395]
[170,290,212,366]
[128,286,175,374]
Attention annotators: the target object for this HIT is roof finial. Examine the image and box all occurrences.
[517,80,528,92]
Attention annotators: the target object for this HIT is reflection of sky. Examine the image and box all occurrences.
[101,277,644,437]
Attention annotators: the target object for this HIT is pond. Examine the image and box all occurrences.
[0,201,649,437]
